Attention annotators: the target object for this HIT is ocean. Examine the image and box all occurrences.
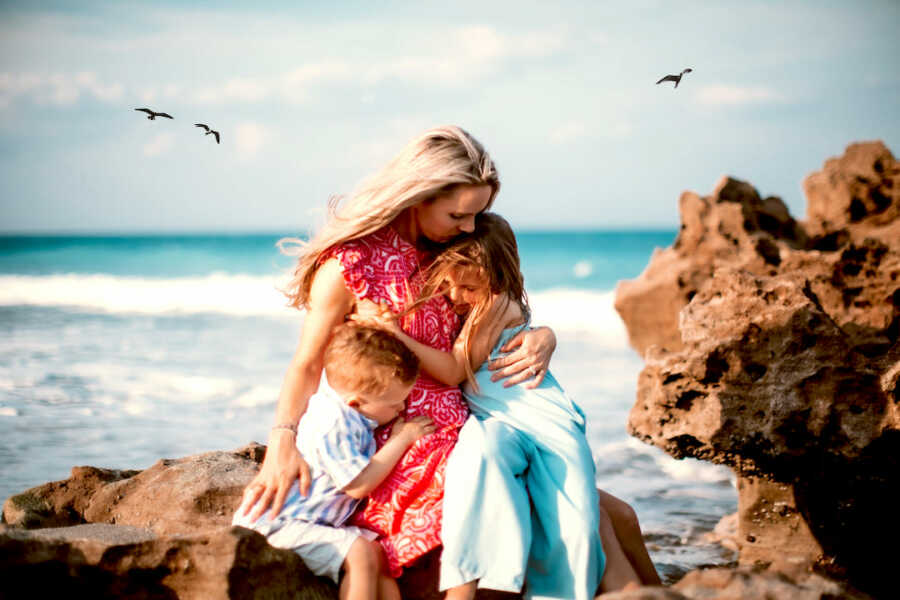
[0,231,737,581]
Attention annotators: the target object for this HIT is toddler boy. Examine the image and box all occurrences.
[233,324,430,600]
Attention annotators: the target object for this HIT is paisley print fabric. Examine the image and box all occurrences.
[324,226,467,576]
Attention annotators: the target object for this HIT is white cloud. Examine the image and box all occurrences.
[1,19,570,109]
[696,84,782,106]
[74,72,124,102]
[233,122,270,160]
[164,24,566,107]
[143,132,176,156]
[0,71,124,108]
[361,26,566,88]
[41,74,80,105]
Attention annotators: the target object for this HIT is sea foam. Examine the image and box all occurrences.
[0,274,628,340]
[0,273,296,317]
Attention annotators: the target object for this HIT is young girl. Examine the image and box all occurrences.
[355,212,657,599]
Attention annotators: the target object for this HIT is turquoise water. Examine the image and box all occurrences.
[0,229,737,582]
[0,231,674,291]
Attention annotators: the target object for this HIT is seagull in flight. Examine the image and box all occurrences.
[195,123,220,144]
[134,108,173,120]
[656,68,693,89]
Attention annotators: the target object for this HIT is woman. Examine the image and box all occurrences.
[239,125,557,577]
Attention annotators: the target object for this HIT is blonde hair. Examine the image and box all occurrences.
[414,212,528,387]
[324,323,420,397]
[280,126,500,309]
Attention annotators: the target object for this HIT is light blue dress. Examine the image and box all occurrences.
[440,320,605,600]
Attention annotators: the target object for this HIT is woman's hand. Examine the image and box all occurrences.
[349,299,403,336]
[240,430,312,521]
[487,325,556,389]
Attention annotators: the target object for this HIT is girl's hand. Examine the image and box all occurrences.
[387,415,435,445]
[488,325,556,389]
[349,299,403,336]
[240,431,311,521]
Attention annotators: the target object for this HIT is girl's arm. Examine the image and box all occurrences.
[241,259,355,520]
[353,297,511,386]
[341,416,435,499]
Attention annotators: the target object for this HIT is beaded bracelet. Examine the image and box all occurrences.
[271,423,298,435]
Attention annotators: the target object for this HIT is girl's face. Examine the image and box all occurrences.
[444,267,487,316]
[412,184,492,244]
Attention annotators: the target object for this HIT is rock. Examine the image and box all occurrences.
[615,175,808,356]
[733,478,823,570]
[630,269,895,473]
[616,141,900,598]
[0,444,518,600]
[672,566,868,600]
[615,141,898,358]
[3,442,265,535]
[3,466,139,529]
[702,512,739,553]
[596,586,689,599]
[0,523,335,599]
[804,141,900,241]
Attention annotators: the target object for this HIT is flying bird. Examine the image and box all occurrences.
[195,123,220,144]
[656,68,693,89]
[134,108,173,120]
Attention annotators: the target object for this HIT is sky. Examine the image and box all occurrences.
[1,0,898,233]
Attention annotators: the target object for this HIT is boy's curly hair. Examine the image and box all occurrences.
[324,323,420,397]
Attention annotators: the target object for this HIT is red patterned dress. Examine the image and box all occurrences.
[324,226,469,576]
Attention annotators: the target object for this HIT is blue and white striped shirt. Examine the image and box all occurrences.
[249,385,378,528]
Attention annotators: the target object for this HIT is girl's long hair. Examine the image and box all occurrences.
[280,125,500,309]
[415,212,529,387]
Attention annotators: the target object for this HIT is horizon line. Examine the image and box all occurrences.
[0,225,680,237]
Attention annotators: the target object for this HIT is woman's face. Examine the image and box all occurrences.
[413,184,492,244]
[444,267,487,316]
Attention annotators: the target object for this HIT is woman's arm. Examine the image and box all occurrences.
[488,325,556,389]
[241,259,355,520]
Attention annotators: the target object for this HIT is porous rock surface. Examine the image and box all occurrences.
[1,444,513,599]
[615,141,899,598]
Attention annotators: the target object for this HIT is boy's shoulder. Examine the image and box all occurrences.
[303,389,370,436]
[304,390,346,429]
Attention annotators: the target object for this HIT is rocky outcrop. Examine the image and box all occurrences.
[4,443,265,534]
[615,141,899,598]
[0,444,338,598]
[2,440,870,598]
[0,444,514,599]
[0,522,334,599]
